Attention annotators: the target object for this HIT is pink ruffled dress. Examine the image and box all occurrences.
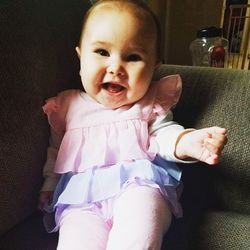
[43,75,183,232]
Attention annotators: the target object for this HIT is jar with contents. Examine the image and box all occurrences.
[189,26,229,68]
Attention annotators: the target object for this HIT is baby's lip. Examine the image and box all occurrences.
[101,82,126,94]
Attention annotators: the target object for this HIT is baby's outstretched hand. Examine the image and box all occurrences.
[175,127,228,165]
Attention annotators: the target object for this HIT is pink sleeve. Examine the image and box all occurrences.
[153,74,182,115]
[42,91,70,135]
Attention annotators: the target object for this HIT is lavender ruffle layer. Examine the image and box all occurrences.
[44,157,182,232]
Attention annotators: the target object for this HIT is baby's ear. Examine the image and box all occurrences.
[75,47,81,59]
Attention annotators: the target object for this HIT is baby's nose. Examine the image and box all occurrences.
[107,58,126,76]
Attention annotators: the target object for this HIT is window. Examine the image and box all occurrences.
[222,0,250,69]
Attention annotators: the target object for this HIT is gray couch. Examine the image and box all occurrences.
[0,1,249,249]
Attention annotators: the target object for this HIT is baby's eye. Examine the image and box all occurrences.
[95,49,109,57]
[126,54,142,62]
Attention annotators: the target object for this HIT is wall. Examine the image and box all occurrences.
[149,0,224,65]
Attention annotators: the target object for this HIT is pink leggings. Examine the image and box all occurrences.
[57,186,172,250]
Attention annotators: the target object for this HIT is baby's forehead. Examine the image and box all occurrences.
[86,6,157,39]
[88,2,154,26]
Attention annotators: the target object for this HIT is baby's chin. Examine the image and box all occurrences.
[91,90,142,109]
[97,96,135,110]
[100,100,132,110]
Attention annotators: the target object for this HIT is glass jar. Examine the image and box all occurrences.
[189,27,228,67]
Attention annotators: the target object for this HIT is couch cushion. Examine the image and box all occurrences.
[0,0,90,235]
[0,212,58,250]
[191,211,250,250]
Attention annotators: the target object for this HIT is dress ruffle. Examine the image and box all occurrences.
[44,158,182,232]
[54,120,158,173]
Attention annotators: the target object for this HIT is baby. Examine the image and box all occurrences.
[39,1,227,249]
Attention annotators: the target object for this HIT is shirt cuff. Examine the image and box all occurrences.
[156,127,197,163]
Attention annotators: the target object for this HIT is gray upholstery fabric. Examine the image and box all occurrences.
[192,211,250,250]
[0,0,89,236]
[0,212,58,250]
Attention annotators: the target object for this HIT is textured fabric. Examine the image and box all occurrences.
[0,0,90,236]
[0,212,58,250]
[191,211,250,250]
[0,0,90,237]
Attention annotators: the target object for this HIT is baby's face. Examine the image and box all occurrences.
[77,7,158,109]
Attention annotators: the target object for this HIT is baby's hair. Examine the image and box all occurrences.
[79,0,161,62]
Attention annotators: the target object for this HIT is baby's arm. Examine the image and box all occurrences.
[38,129,62,210]
[175,127,227,165]
[151,112,227,164]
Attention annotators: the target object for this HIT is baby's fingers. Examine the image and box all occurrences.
[213,131,228,145]
[205,154,220,165]
[214,127,227,135]
[204,137,225,155]
[208,126,228,135]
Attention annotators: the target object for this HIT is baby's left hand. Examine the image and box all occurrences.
[175,126,228,165]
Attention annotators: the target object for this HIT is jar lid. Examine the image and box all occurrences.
[197,26,222,38]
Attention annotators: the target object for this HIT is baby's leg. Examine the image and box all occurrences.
[57,209,110,250]
[106,186,172,250]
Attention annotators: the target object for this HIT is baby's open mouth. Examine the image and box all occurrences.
[102,82,125,94]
